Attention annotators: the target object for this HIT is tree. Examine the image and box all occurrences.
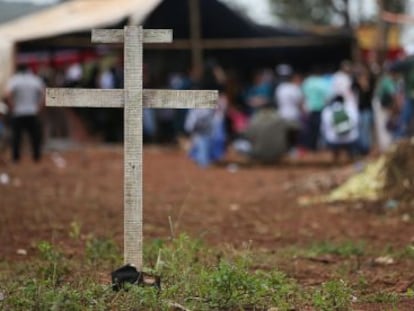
[269,0,351,28]
[269,0,406,28]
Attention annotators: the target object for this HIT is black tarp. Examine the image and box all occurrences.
[142,0,353,72]
[18,0,353,73]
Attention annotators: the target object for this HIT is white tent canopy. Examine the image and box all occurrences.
[0,0,161,93]
[0,0,161,42]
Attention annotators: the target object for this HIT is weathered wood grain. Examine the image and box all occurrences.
[46,89,218,109]
[123,26,143,270]
[46,89,124,107]
[91,29,173,44]
[144,89,218,108]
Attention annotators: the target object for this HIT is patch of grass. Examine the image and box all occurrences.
[0,234,302,310]
[308,241,365,257]
[84,236,121,265]
[3,235,403,310]
[377,243,414,260]
[36,241,69,286]
[312,279,353,311]
[397,245,414,259]
[362,291,399,309]
[272,241,366,260]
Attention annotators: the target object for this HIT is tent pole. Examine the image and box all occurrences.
[188,0,203,71]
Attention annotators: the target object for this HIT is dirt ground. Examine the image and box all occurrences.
[1,145,414,310]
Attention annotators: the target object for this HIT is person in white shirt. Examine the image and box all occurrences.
[321,95,359,162]
[275,73,304,150]
[5,65,45,162]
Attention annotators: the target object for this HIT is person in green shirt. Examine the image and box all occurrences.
[302,72,330,150]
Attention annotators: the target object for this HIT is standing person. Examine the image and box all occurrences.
[275,72,304,151]
[5,64,45,163]
[185,62,228,167]
[331,60,357,109]
[246,69,274,114]
[321,95,359,162]
[0,100,9,163]
[302,70,329,150]
[354,64,375,155]
[375,65,400,150]
[389,53,414,138]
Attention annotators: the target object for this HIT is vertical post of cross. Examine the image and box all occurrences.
[123,25,143,270]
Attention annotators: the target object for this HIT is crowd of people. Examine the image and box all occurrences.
[182,56,414,167]
[1,53,414,167]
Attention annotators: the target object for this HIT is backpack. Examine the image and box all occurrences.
[332,104,352,136]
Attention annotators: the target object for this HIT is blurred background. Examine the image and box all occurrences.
[0,0,410,150]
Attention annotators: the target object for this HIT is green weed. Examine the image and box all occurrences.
[362,291,399,310]
[69,221,82,240]
[312,279,353,311]
[1,234,398,310]
[309,241,365,257]
[36,241,69,286]
[84,236,121,266]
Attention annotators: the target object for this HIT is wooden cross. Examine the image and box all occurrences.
[46,26,218,270]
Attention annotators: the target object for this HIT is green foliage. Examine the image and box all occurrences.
[278,240,365,259]
[0,234,303,310]
[84,236,121,265]
[150,235,300,310]
[200,260,298,310]
[69,221,82,240]
[379,244,414,260]
[362,291,399,309]
[399,245,414,259]
[269,0,406,27]
[406,288,414,299]
[269,0,348,26]
[36,241,69,286]
[312,279,352,311]
[3,278,115,311]
[309,240,365,257]
[8,234,407,310]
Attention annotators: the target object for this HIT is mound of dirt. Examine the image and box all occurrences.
[322,139,414,205]
[383,139,414,202]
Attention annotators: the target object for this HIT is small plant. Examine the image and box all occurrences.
[363,291,399,305]
[69,221,82,240]
[312,279,352,311]
[36,241,68,286]
[200,259,298,310]
[406,288,414,299]
[85,236,121,265]
[310,241,365,257]
[399,245,414,259]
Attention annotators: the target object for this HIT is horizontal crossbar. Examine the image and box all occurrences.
[91,29,173,44]
[46,88,218,109]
